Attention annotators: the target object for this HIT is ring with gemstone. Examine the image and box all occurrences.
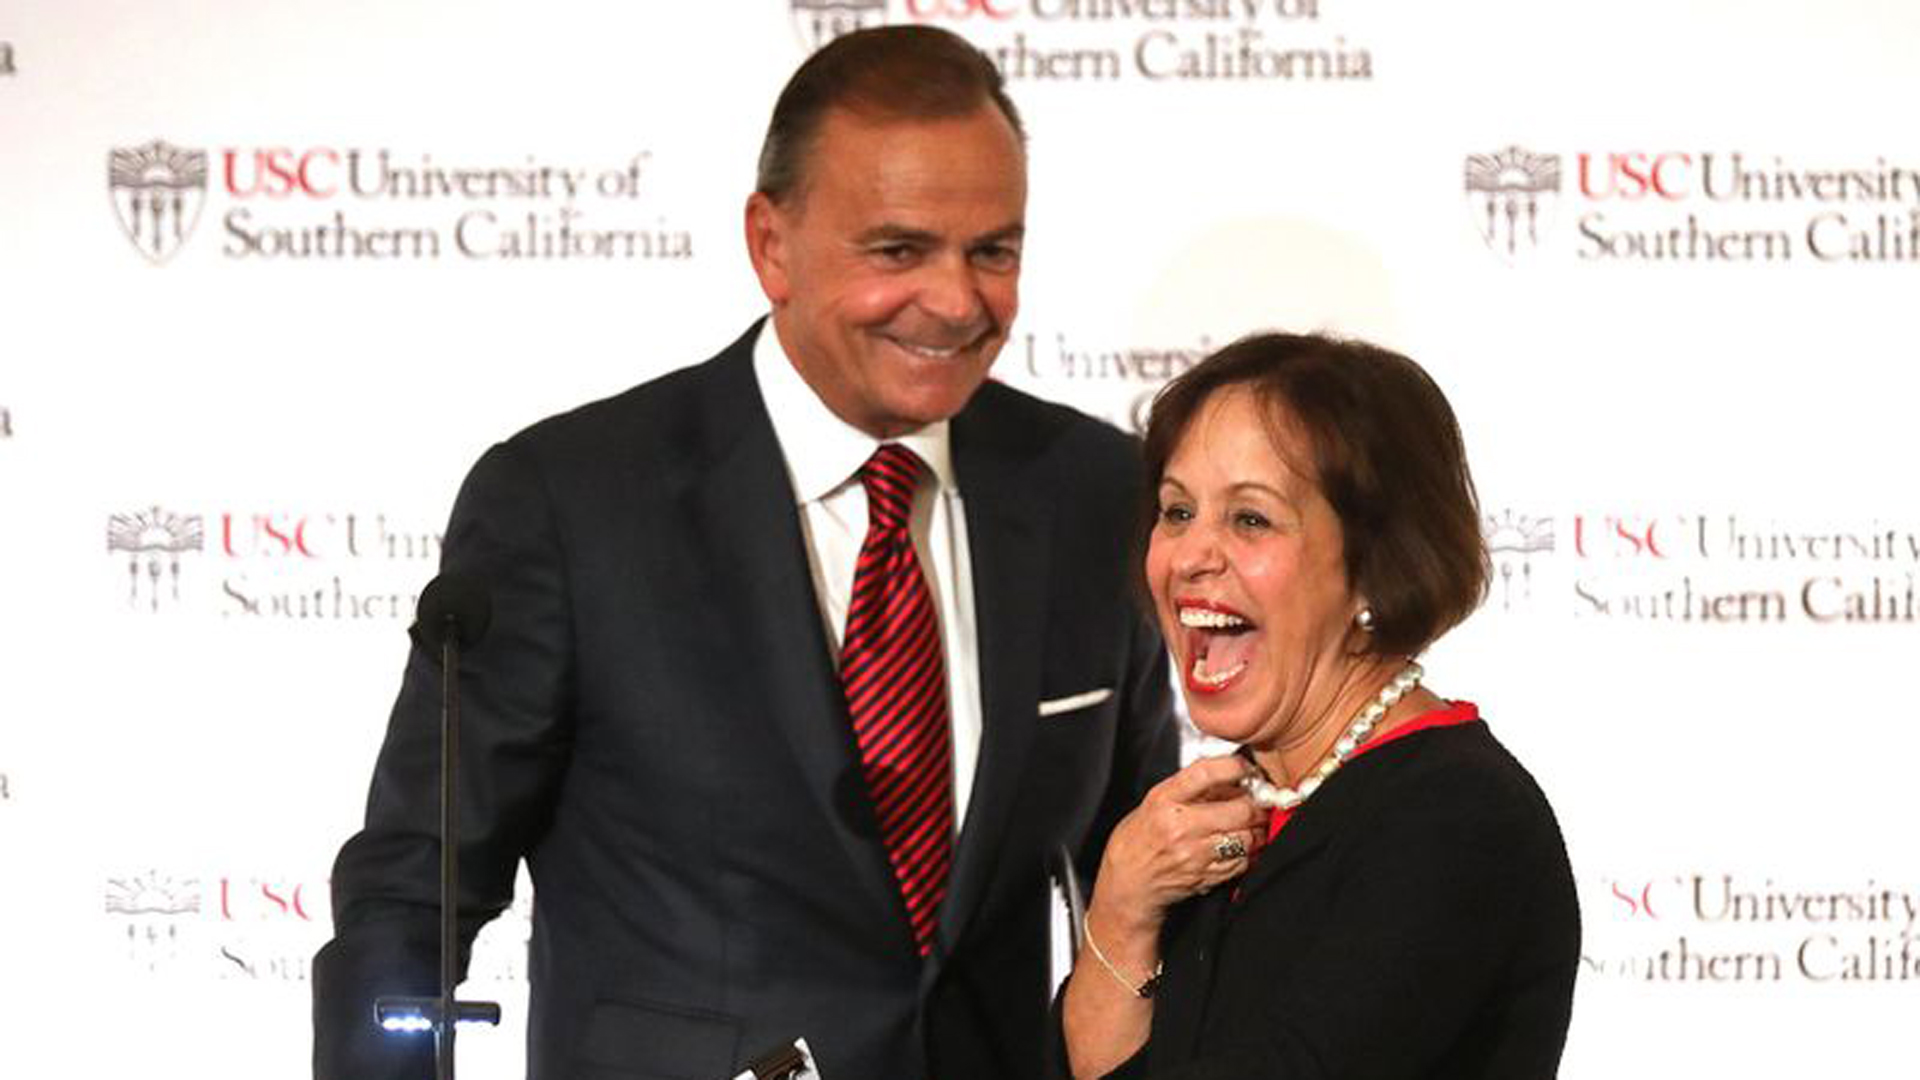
[1212,834,1247,862]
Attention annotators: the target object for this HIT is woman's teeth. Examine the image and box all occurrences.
[1191,655,1247,688]
[1178,608,1247,629]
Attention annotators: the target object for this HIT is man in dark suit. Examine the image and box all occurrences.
[313,25,1176,1080]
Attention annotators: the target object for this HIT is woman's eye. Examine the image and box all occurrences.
[1233,510,1270,530]
[1159,504,1192,525]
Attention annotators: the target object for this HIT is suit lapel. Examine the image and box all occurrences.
[684,345,1067,956]
[682,334,906,929]
[937,397,1055,953]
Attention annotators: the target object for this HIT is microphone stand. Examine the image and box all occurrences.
[374,588,500,1078]
[1052,846,1087,956]
[436,618,461,1080]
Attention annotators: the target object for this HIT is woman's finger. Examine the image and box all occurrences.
[1168,793,1265,839]
[1204,830,1252,864]
[1154,754,1253,804]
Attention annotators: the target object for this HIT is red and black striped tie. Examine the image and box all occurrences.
[841,443,953,957]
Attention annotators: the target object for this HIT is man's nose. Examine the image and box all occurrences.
[917,255,986,326]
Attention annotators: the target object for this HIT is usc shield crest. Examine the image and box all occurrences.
[109,139,209,264]
[789,0,891,53]
[1464,145,1561,261]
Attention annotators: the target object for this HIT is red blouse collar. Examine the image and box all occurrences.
[1262,701,1481,844]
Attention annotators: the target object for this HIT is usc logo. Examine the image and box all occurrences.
[1606,878,1672,920]
[223,148,343,199]
[904,0,1020,18]
[1578,152,1693,201]
[1571,515,1677,559]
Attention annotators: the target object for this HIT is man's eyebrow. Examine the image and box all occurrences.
[850,223,1026,246]
[973,224,1025,246]
[854,224,940,245]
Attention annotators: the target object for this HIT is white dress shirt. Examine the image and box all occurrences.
[752,323,984,830]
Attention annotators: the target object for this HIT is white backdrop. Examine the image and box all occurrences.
[3,1,1918,1077]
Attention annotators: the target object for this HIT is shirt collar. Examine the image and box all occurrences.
[752,318,957,506]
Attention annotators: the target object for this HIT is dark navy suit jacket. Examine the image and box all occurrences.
[313,324,1178,1080]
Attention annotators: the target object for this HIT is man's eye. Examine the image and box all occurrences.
[873,244,919,265]
[971,244,1020,272]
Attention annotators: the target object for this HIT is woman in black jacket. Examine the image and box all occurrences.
[1060,333,1578,1079]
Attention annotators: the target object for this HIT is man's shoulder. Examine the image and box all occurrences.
[500,325,757,460]
[959,379,1141,473]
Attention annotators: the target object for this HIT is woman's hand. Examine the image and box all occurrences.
[1091,753,1267,935]
[1063,754,1267,1078]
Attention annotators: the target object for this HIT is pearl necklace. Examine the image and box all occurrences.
[1241,661,1424,811]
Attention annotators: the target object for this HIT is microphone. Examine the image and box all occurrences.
[414,571,492,651]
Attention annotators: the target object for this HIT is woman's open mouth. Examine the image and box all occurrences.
[1177,600,1258,695]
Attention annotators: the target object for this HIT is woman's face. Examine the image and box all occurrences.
[1145,385,1364,749]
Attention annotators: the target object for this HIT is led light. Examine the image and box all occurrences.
[374,996,502,1036]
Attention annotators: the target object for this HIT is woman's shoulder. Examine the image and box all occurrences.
[1316,716,1579,958]
[1344,715,1568,857]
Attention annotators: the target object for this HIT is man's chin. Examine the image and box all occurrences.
[873,380,991,432]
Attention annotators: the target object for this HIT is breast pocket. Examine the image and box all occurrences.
[1037,686,1114,718]
[1021,679,1124,837]
[572,997,741,1080]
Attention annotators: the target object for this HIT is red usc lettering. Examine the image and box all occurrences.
[905,0,1019,19]
[221,513,328,558]
[1577,152,1692,201]
[223,148,341,198]
[220,877,316,921]
[1572,515,1672,559]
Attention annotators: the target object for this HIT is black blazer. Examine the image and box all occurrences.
[313,324,1178,1080]
[1088,720,1578,1080]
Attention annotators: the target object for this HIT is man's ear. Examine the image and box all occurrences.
[744,192,792,305]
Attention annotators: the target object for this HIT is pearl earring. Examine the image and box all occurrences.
[1356,607,1375,632]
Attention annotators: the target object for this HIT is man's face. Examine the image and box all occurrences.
[747,105,1026,438]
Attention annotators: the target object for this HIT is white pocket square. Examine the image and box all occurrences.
[1037,687,1113,717]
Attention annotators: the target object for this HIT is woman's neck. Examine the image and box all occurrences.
[1250,659,1440,787]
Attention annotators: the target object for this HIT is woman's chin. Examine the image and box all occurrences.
[1185,701,1258,747]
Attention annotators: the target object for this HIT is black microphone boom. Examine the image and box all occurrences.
[380,570,501,1080]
